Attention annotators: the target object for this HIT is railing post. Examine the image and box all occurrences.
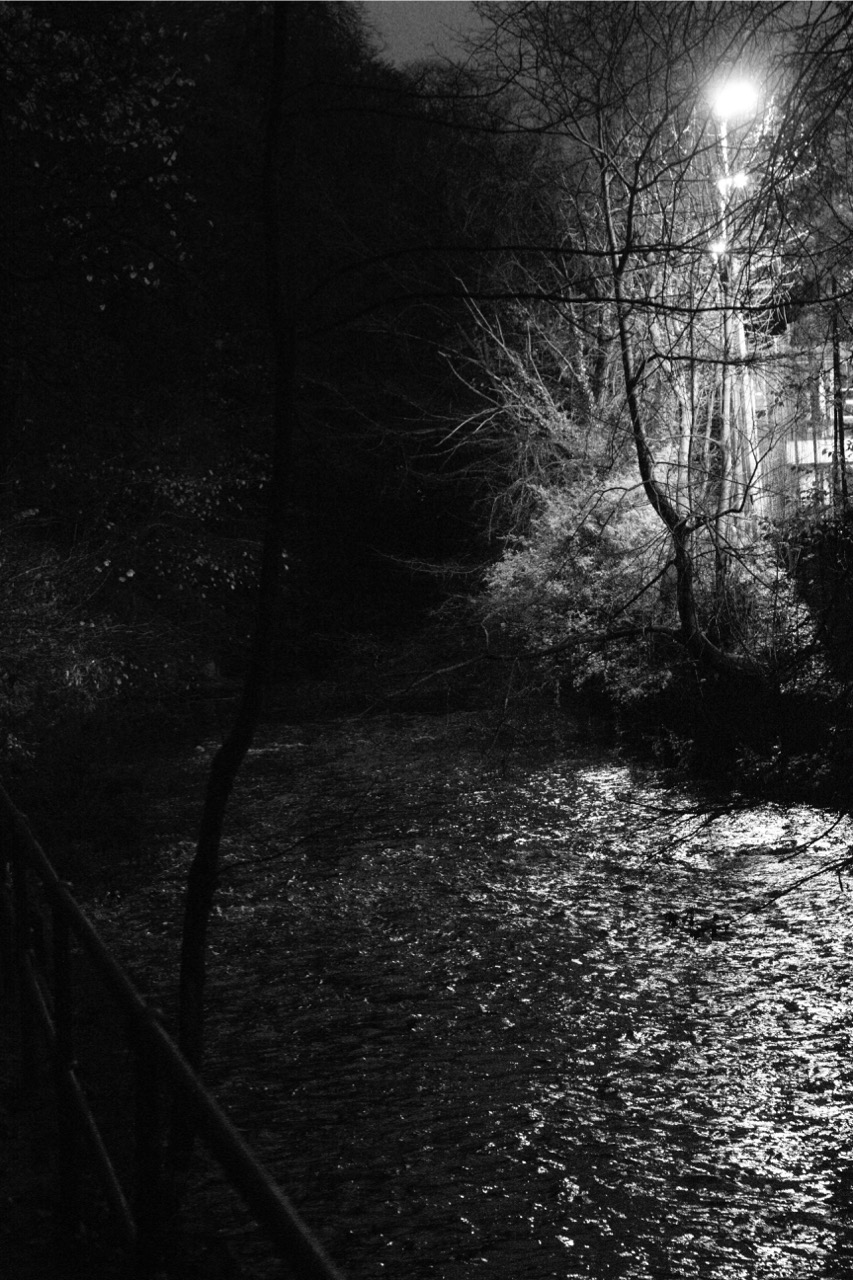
[134,1003,165,1279]
[12,858,38,1090]
[0,785,350,1280]
[52,895,82,1274]
[0,862,14,996]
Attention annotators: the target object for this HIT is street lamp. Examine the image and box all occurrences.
[709,77,759,525]
[712,78,759,125]
[710,77,757,270]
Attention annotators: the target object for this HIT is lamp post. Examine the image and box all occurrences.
[710,78,758,531]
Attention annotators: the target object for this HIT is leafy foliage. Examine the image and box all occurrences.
[0,528,181,764]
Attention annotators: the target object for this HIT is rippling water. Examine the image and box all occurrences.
[431,752,853,1279]
[92,715,853,1278]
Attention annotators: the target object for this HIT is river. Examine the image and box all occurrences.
[91,710,853,1278]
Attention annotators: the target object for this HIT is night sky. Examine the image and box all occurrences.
[362,1,480,65]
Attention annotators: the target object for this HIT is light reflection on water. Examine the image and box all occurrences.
[95,719,853,1279]
[444,752,853,1278]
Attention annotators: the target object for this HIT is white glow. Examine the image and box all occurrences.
[709,239,727,258]
[717,171,749,195]
[712,78,759,122]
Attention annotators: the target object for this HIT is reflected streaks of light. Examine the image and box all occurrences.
[155,721,853,1279]
[476,763,853,1278]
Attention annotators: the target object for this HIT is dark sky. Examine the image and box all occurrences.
[362,1,480,65]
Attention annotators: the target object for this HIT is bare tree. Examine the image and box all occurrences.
[451,1,853,675]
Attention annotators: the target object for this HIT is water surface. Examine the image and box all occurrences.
[93,714,853,1278]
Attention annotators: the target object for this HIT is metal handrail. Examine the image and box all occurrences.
[0,781,347,1280]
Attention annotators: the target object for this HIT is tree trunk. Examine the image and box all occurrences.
[173,0,292,1118]
[601,170,749,676]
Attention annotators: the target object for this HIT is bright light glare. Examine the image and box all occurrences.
[709,239,727,258]
[712,78,759,121]
[717,171,749,195]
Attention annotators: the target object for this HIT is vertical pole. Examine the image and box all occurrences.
[716,119,760,527]
[134,1007,164,1279]
[832,277,848,509]
[736,306,759,519]
[52,895,82,1274]
[719,119,732,511]
[810,358,824,507]
[13,859,37,1089]
[719,281,733,511]
[0,838,13,995]
[715,116,733,598]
